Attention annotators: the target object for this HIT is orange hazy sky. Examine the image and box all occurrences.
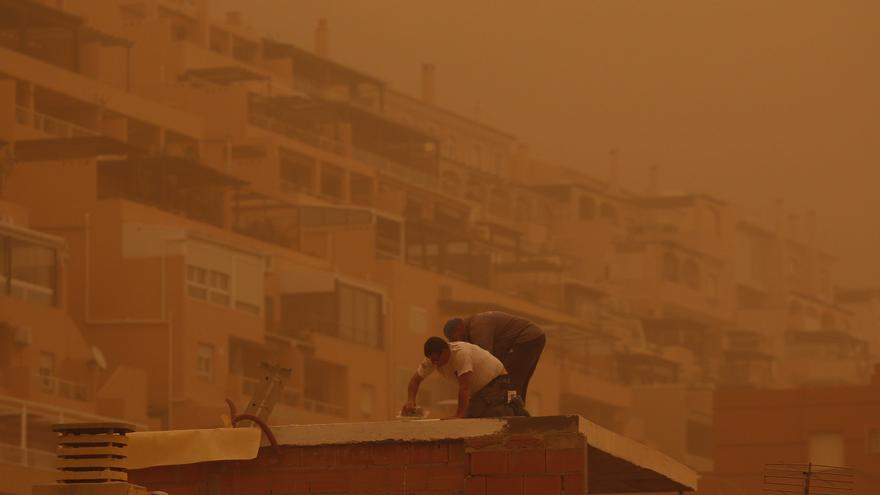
[215,0,879,286]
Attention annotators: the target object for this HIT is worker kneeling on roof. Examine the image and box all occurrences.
[402,336,528,419]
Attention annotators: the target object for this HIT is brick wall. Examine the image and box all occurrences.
[130,425,588,495]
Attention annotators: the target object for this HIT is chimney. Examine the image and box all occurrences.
[647,165,660,196]
[226,11,242,27]
[54,422,136,483]
[608,148,620,192]
[421,63,436,105]
[315,18,329,57]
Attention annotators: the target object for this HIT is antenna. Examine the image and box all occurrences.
[763,463,854,495]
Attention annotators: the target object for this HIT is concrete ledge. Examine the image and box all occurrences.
[128,415,696,494]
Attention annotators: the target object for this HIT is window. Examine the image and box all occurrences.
[682,259,701,290]
[375,217,402,259]
[280,149,315,193]
[867,428,880,454]
[196,344,214,382]
[5,238,57,306]
[599,203,619,223]
[441,171,460,195]
[186,265,231,307]
[185,242,264,315]
[320,164,344,200]
[230,145,266,159]
[409,306,428,335]
[337,283,382,348]
[303,357,347,416]
[686,420,712,458]
[359,383,375,419]
[579,196,596,220]
[349,173,373,206]
[809,433,845,467]
[38,351,55,392]
[662,253,680,282]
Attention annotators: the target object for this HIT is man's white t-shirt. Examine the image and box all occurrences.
[417,341,505,397]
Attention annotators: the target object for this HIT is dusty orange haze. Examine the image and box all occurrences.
[218,0,880,285]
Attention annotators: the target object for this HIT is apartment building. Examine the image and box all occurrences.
[0,1,875,493]
[702,366,880,495]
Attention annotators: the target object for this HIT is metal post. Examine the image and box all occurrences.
[20,402,27,466]
[804,462,812,495]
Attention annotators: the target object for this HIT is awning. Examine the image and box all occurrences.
[98,156,245,188]
[14,136,141,162]
[180,66,269,85]
[261,39,385,89]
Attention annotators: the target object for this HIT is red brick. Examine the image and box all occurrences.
[271,471,309,494]
[300,446,338,467]
[350,468,390,492]
[546,448,585,474]
[372,444,411,464]
[278,446,303,467]
[449,442,467,465]
[386,468,407,492]
[411,442,449,464]
[338,444,374,465]
[562,473,586,494]
[426,465,466,491]
[466,434,504,450]
[524,474,562,494]
[505,434,546,450]
[464,476,487,495]
[308,469,349,493]
[471,451,508,474]
[486,475,524,495]
[229,472,266,494]
[403,466,429,491]
[509,450,546,473]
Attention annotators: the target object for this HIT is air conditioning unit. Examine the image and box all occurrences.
[13,326,32,346]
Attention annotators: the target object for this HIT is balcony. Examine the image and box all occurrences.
[0,393,146,471]
[97,156,244,228]
[240,376,301,408]
[15,106,98,139]
[34,373,89,402]
[247,112,345,155]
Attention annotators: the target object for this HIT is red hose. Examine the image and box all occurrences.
[231,413,282,457]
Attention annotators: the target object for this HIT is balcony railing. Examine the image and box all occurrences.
[352,148,439,191]
[248,113,344,155]
[35,373,90,402]
[302,398,345,417]
[0,443,55,471]
[248,110,441,192]
[0,394,147,470]
[240,376,301,407]
[15,106,98,139]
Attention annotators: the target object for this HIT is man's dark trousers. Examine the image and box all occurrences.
[502,334,545,404]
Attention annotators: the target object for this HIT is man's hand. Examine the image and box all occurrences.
[400,401,419,416]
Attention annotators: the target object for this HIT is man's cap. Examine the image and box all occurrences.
[443,318,463,340]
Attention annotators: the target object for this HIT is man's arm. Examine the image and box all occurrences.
[452,371,472,418]
[403,372,423,413]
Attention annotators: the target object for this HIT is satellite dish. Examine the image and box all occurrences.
[91,345,107,370]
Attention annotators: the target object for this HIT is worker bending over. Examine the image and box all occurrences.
[443,311,545,404]
[402,337,527,418]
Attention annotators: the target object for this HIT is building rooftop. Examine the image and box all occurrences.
[127,415,698,493]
